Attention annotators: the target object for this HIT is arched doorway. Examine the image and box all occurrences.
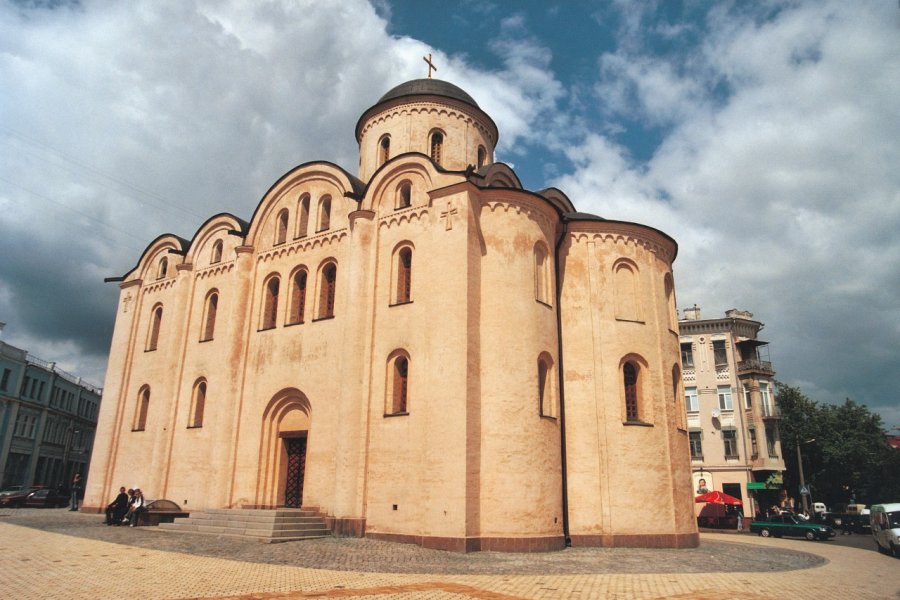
[258,390,311,508]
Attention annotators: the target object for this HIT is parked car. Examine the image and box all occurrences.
[23,488,70,508]
[750,513,835,540]
[871,503,900,557]
[0,486,46,508]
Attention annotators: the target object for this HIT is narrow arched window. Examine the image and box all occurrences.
[664,273,676,330]
[430,132,443,165]
[624,362,639,422]
[275,208,288,245]
[317,196,331,232]
[262,275,280,330]
[147,304,163,351]
[672,364,684,428]
[477,145,487,169]
[318,263,336,319]
[201,291,218,341]
[534,243,551,305]
[614,260,640,321]
[297,194,310,238]
[134,386,150,431]
[157,257,168,279]
[379,136,390,166]
[211,240,223,264]
[386,352,410,415]
[190,379,206,428]
[396,247,412,303]
[538,353,556,418]
[288,268,307,325]
[397,181,411,209]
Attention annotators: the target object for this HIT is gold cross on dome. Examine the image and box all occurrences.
[423,53,437,78]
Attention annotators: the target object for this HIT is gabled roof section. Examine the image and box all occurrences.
[110,233,190,282]
[472,162,522,189]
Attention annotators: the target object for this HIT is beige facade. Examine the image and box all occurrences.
[679,307,786,521]
[85,78,698,551]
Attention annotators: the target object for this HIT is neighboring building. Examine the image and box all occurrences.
[0,323,102,490]
[679,307,786,518]
[85,77,697,551]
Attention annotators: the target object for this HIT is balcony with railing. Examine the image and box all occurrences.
[761,403,781,420]
[737,358,774,376]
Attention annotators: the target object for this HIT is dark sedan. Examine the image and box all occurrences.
[23,488,70,508]
[0,486,45,508]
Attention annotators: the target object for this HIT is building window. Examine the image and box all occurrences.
[723,429,739,458]
[623,361,640,422]
[430,131,444,165]
[681,342,694,368]
[288,268,307,325]
[477,145,487,169]
[147,304,163,351]
[534,243,551,305]
[689,430,703,459]
[749,427,758,458]
[766,425,778,457]
[189,379,206,428]
[297,194,310,238]
[685,386,699,413]
[261,275,280,330]
[743,383,752,409]
[318,262,337,319]
[395,247,412,304]
[396,181,411,209]
[717,385,733,411]
[614,260,639,321]
[538,353,557,418]
[713,340,728,366]
[14,412,37,439]
[664,274,677,330]
[211,240,223,264]
[317,196,331,232]
[760,382,773,416]
[0,368,10,391]
[201,291,218,341]
[386,352,410,415]
[157,256,168,279]
[379,135,390,166]
[134,386,150,431]
[275,208,289,245]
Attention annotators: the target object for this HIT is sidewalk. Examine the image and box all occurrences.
[0,510,897,599]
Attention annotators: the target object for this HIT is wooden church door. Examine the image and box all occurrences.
[283,436,307,508]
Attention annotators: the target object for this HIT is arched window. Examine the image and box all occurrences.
[275,208,289,245]
[379,135,390,166]
[614,260,640,321]
[430,131,443,165]
[201,291,218,341]
[395,247,412,304]
[664,273,677,330]
[189,379,206,428]
[134,386,150,431]
[157,257,168,280]
[147,304,163,351]
[261,275,280,330]
[288,268,307,325]
[318,262,337,319]
[672,364,684,428]
[623,361,640,422]
[211,240,223,264]
[317,196,331,232]
[386,351,410,415]
[477,145,487,169]
[538,353,557,418]
[534,243,551,305]
[297,194,310,238]
[396,181,411,209]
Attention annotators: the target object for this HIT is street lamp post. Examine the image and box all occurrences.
[796,437,815,514]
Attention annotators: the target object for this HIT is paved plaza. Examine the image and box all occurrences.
[0,509,897,599]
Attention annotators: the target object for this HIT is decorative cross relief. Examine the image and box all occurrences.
[440,202,458,231]
[122,292,133,313]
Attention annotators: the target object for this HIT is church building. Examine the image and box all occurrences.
[84,76,698,551]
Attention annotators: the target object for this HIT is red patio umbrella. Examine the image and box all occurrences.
[695,490,743,505]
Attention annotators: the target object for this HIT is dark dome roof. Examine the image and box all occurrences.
[377,79,479,108]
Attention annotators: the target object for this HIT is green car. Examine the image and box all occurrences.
[750,514,836,540]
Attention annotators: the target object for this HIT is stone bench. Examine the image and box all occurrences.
[135,499,190,526]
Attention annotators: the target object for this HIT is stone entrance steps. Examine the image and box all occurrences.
[157,508,330,543]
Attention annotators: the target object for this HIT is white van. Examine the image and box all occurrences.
[870,503,900,557]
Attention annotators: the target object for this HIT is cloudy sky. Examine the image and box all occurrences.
[1,1,898,428]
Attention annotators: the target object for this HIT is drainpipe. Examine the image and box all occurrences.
[554,221,571,546]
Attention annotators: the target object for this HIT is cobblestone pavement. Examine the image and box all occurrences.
[1,508,898,599]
